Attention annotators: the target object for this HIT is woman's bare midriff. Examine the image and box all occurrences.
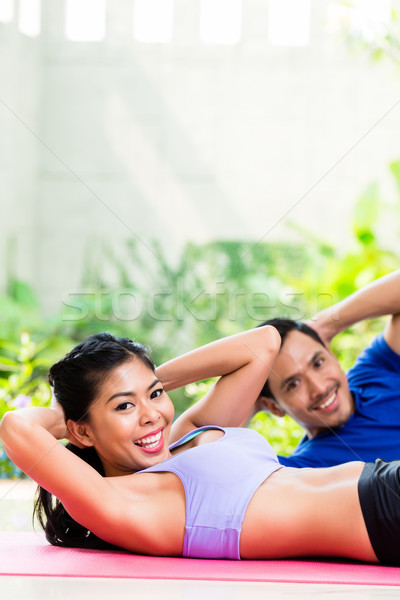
[101,433,377,562]
[240,462,378,563]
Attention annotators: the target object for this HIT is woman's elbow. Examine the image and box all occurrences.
[0,410,13,442]
[257,325,281,359]
[0,410,26,446]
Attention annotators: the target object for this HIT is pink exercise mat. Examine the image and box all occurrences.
[1,532,400,585]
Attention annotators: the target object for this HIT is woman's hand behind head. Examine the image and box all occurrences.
[50,391,85,448]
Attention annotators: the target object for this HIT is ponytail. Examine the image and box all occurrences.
[33,444,117,549]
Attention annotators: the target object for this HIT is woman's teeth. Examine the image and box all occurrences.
[135,431,162,448]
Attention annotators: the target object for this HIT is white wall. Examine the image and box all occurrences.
[1,0,400,314]
[0,18,41,290]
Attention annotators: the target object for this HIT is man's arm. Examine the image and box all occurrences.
[309,270,400,354]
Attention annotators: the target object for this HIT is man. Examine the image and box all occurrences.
[257,270,400,467]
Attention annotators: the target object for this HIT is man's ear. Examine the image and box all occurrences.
[258,395,286,418]
[66,419,95,448]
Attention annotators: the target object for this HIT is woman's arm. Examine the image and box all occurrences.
[309,270,400,352]
[0,408,108,530]
[0,407,68,476]
[157,325,281,441]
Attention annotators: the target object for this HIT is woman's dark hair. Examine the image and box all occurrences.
[33,332,155,549]
[257,318,325,399]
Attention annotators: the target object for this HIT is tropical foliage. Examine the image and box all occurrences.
[1,160,400,476]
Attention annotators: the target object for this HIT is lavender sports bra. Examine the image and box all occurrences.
[139,426,283,559]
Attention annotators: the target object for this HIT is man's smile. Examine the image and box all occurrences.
[310,385,339,412]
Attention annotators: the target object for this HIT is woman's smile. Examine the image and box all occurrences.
[134,427,165,453]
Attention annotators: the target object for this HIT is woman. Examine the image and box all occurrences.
[0,326,397,563]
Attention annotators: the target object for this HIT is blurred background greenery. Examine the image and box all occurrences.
[1,159,399,475]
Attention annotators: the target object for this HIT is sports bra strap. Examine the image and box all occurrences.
[169,425,225,451]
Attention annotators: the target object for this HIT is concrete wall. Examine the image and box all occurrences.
[1,0,400,313]
[1,17,41,290]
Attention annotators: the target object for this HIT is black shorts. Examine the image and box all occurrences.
[358,459,400,565]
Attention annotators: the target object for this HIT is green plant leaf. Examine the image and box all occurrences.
[389,160,400,200]
[352,183,379,246]
[0,358,20,370]
[8,280,39,308]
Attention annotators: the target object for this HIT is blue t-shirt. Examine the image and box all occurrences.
[278,333,400,467]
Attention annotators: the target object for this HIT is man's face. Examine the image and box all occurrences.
[266,330,354,438]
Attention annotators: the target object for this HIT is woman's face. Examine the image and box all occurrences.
[83,358,175,476]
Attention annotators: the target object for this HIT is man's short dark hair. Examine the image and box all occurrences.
[257,318,325,399]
